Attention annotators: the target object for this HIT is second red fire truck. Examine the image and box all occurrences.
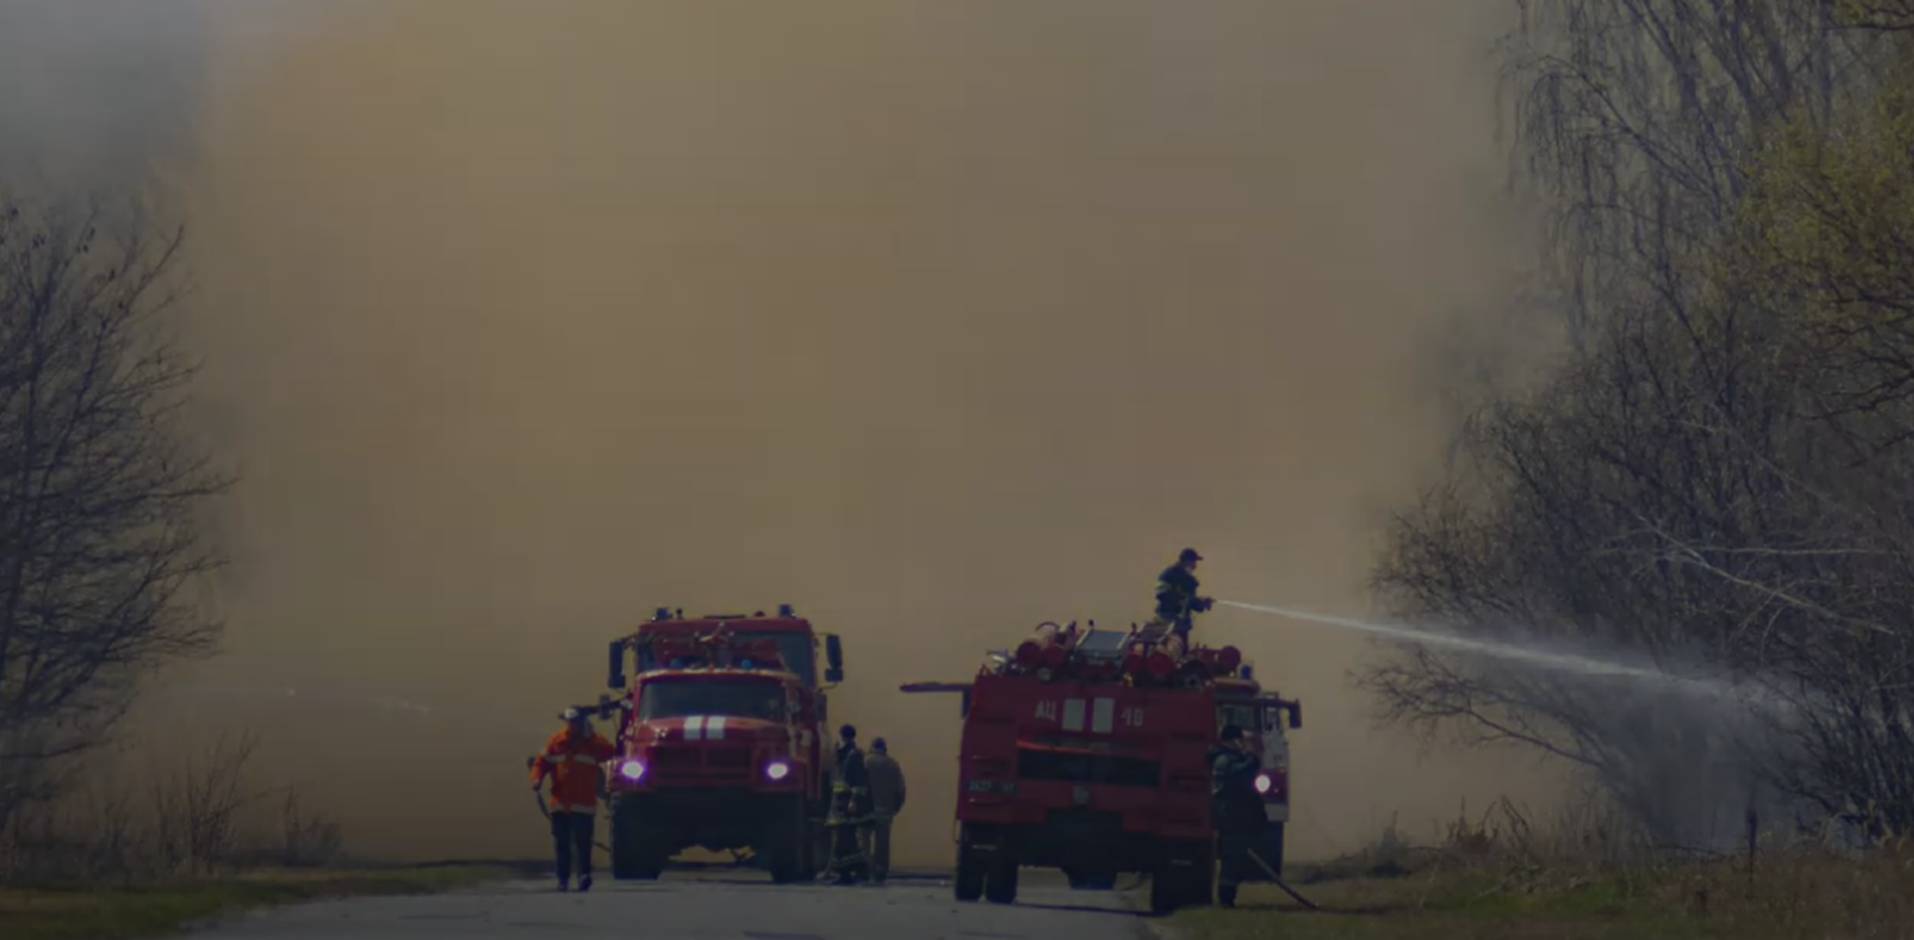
[904,621,1300,913]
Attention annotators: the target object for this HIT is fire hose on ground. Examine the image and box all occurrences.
[1245,848,1318,910]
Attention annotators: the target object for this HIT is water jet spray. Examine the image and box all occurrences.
[1219,599,1741,699]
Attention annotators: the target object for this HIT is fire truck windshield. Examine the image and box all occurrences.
[635,630,816,686]
[640,678,787,722]
[1217,701,1262,734]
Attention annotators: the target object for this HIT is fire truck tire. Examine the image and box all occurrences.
[953,828,985,902]
[1149,841,1212,914]
[1148,870,1181,915]
[1149,870,1198,913]
[983,858,1019,905]
[767,799,808,884]
[1191,840,1215,907]
[610,797,665,881]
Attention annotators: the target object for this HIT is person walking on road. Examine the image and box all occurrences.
[1209,724,1267,908]
[531,707,617,892]
[826,724,871,885]
[863,737,907,884]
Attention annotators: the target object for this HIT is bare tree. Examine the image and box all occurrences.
[1372,3,1914,846]
[0,196,226,828]
[148,732,258,876]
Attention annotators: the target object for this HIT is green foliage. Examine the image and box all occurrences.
[1737,47,1914,419]
[1374,6,1914,843]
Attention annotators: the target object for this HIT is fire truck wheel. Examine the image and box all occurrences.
[1148,870,1180,915]
[1149,842,1211,915]
[953,828,985,902]
[983,858,1019,905]
[610,796,665,881]
[1191,840,1215,907]
[766,799,808,884]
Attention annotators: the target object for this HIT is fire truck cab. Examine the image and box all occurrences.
[1213,673,1302,876]
[603,606,844,883]
[905,621,1284,914]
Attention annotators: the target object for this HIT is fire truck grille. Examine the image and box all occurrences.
[1016,748,1160,788]
[643,747,755,780]
[651,748,701,771]
[705,749,752,769]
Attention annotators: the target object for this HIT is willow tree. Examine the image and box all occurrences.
[1369,2,1914,843]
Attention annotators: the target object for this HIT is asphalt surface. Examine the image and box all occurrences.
[189,870,1159,940]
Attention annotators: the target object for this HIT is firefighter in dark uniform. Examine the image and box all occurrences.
[826,724,871,885]
[1210,724,1267,908]
[1156,547,1214,644]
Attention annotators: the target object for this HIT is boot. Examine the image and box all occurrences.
[577,875,593,893]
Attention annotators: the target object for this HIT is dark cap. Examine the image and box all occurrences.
[839,724,857,739]
[871,737,887,753]
[1219,724,1244,742]
[1179,547,1203,563]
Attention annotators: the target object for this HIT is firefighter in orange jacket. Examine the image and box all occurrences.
[531,708,617,892]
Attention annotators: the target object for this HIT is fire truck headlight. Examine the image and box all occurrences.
[764,759,792,782]
[619,759,647,782]
[1254,771,1273,795]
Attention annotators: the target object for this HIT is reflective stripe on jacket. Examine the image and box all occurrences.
[532,728,617,813]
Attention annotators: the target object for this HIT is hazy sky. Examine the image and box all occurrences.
[6,1,1555,864]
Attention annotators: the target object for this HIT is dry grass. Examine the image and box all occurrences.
[1178,800,1914,940]
[0,732,445,940]
[0,733,343,884]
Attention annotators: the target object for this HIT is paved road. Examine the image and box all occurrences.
[191,871,1158,940]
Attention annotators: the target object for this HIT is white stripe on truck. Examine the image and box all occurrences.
[685,715,706,741]
[1062,698,1086,732]
[1091,697,1115,733]
[708,716,726,740]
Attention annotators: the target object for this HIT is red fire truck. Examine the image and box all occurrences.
[603,606,844,883]
[904,621,1292,913]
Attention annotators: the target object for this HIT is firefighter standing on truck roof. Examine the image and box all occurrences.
[826,724,871,885]
[863,737,907,884]
[1210,724,1267,908]
[1156,547,1215,645]
[531,708,618,892]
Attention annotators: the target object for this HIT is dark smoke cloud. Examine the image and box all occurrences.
[0,1,208,184]
[14,1,1557,864]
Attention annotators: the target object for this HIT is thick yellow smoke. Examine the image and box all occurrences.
[85,1,1562,864]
